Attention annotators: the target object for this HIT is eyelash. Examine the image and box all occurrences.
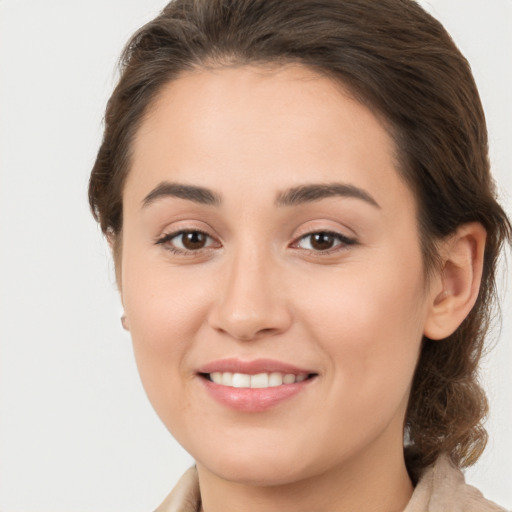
[291,231,357,253]
[155,229,217,255]
[155,229,357,255]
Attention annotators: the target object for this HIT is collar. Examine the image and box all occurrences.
[155,455,506,512]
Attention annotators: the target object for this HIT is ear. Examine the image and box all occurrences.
[121,313,130,331]
[423,222,487,340]
[107,230,127,328]
[106,229,123,293]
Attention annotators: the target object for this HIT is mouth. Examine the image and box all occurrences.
[196,359,318,412]
[199,371,314,388]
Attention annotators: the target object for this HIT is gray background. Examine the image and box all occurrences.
[0,1,510,510]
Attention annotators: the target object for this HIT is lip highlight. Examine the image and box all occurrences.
[197,358,317,412]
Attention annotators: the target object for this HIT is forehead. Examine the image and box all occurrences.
[136,63,390,157]
[127,64,413,216]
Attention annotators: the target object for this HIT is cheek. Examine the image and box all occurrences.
[120,252,215,416]
[296,259,426,341]
[293,257,427,404]
[122,253,211,349]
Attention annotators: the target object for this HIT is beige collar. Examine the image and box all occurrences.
[155,455,506,512]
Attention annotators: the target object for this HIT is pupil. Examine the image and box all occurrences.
[183,232,206,250]
[311,232,334,250]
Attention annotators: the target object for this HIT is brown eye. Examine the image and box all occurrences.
[309,232,336,251]
[294,231,356,252]
[181,231,208,250]
[157,230,217,252]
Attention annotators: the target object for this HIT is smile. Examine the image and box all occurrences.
[205,372,309,388]
[197,359,317,412]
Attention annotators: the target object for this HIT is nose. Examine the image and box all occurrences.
[207,246,293,341]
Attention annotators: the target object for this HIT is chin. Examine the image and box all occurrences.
[194,442,325,487]
[208,461,308,487]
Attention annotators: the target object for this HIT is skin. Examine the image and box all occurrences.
[118,64,484,512]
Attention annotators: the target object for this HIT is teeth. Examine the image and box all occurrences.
[269,372,283,387]
[232,373,251,388]
[250,373,269,388]
[221,372,233,386]
[211,372,222,384]
[283,374,296,384]
[207,372,309,388]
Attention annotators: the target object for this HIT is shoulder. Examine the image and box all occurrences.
[406,454,508,512]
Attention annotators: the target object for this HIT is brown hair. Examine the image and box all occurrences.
[89,0,511,480]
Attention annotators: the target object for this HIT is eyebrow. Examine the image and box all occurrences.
[275,183,380,209]
[142,182,221,208]
[142,181,380,209]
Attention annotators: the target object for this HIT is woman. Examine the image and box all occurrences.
[89,0,511,510]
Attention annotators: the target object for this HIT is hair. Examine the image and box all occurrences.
[89,0,511,481]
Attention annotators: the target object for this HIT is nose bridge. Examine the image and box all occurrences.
[208,238,291,340]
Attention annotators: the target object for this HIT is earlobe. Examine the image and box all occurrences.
[121,314,130,331]
[423,222,487,340]
[106,229,116,250]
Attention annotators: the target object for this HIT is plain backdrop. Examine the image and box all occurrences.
[0,1,511,511]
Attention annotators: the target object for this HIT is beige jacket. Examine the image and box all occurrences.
[154,455,507,512]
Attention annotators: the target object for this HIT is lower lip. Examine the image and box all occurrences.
[200,376,314,412]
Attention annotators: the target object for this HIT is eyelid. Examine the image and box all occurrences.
[155,228,221,255]
[155,228,210,244]
[290,229,357,253]
[153,222,357,256]
[153,218,218,245]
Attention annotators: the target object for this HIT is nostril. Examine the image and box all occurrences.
[259,327,278,335]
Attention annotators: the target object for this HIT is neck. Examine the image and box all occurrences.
[196,424,413,512]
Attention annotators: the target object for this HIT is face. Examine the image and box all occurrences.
[120,64,435,486]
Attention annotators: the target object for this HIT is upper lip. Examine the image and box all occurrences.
[197,358,315,376]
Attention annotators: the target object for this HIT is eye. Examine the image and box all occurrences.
[293,231,356,252]
[156,230,219,253]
